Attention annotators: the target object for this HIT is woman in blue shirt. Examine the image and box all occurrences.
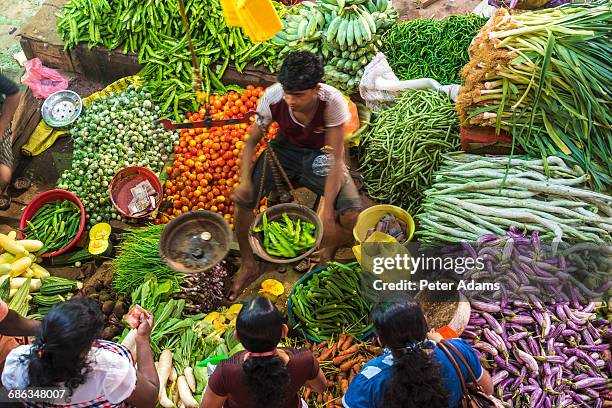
[343,302,493,408]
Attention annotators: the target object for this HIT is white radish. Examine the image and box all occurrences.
[9,277,41,291]
[170,366,178,382]
[184,367,196,393]
[121,329,138,362]
[158,349,174,408]
[177,375,199,408]
[171,382,179,406]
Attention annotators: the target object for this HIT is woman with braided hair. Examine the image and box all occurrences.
[343,302,493,408]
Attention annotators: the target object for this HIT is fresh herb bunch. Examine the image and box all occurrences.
[112,225,184,295]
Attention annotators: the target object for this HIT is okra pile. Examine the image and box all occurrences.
[290,262,373,341]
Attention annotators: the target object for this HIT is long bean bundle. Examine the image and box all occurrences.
[381,15,488,84]
[359,89,459,214]
[457,2,612,190]
[112,225,183,294]
[416,153,612,247]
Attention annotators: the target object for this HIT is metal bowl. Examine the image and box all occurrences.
[159,210,233,273]
[249,203,323,264]
[41,90,82,128]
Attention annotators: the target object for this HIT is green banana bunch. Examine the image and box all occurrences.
[365,0,389,13]
[272,0,398,94]
[325,6,375,50]
[273,2,326,46]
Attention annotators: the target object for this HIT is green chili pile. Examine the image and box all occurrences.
[23,200,81,255]
[253,213,317,258]
[359,89,459,214]
[381,14,487,84]
[57,0,285,117]
[457,2,611,190]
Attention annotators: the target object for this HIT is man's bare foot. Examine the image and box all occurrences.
[226,261,261,302]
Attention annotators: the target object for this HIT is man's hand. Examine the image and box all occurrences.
[136,311,154,341]
[231,180,254,206]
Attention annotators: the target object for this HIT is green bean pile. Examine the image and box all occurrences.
[381,14,487,84]
[359,89,459,214]
[23,200,81,255]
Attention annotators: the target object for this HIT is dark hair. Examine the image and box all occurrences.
[278,51,324,92]
[23,297,104,396]
[373,302,449,408]
[236,296,289,408]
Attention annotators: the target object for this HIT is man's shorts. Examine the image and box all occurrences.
[0,126,12,169]
[242,140,361,213]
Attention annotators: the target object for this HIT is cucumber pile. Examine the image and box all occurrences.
[273,0,398,92]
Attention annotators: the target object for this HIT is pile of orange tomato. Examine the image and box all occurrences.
[158,85,277,228]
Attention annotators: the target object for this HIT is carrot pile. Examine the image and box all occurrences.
[301,333,383,407]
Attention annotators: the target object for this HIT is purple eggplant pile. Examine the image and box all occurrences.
[466,301,610,407]
[457,229,611,407]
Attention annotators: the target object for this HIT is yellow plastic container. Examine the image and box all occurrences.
[236,0,283,43]
[352,231,398,265]
[220,0,242,27]
[353,204,415,244]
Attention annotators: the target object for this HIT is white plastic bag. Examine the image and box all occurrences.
[473,0,498,18]
[359,53,461,113]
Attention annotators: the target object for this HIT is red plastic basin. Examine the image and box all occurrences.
[19,189,86,258]
[109,166,163,219]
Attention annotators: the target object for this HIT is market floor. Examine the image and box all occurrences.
[393,0,482,19]
[0,0,44,84]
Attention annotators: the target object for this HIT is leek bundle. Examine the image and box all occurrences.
[457,1,612,190]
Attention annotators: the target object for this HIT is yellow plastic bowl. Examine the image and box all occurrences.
[353,204,415,244]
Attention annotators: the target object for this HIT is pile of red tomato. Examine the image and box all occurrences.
[158,85,277,228]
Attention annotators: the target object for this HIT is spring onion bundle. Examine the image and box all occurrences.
[381,14,488,84]
[416,154,612,247]
[359,89,459,213]
[457,2,612,190]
